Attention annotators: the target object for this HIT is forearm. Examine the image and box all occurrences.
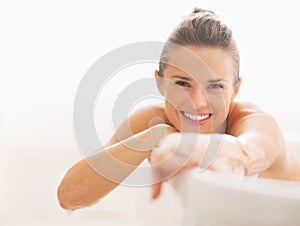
[187,133,248,174]
[202,134,271,176]
[57,124,167,210]
[214,134,281,177]
[226,111,285,177]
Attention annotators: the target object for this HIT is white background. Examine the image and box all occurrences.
[1,0,300,154]
[1,0,300,171]
[1,0,300,225]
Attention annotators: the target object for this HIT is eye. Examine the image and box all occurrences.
[207,83,223,89]
[175,81,191,87]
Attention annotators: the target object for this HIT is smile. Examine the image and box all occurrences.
[181,111,212,122]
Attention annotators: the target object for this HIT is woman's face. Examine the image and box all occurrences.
[155,46,241,133]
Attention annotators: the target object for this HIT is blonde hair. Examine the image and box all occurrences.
[159,7,240,85]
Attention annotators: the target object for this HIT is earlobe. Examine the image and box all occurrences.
[155,70,164,96]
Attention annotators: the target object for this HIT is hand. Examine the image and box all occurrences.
[150,132,205,199]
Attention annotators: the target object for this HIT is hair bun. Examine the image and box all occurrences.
[192,7,205,14]
[192,7,215,16]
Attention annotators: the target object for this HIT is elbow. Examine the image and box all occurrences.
[57,161,110,210]
[57,180,85,211]
[57,178,101,211]
[57,183,75,211]
[57,162,93,211]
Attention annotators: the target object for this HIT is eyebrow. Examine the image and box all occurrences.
[170,75,192,81]
[207,79,229,83]
[171,75,229,83]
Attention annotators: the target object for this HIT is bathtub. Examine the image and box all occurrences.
[138,133,300,226]
[1,134,300,226]
[173,169,300,226]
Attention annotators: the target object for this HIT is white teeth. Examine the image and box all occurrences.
[183,112,210,121]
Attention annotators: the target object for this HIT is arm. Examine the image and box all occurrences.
[57,103,174,210]
[225,102,285,176]
[57,124,170,210]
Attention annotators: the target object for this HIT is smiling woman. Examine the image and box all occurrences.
[155,46,239,134]
[57,7,300,211]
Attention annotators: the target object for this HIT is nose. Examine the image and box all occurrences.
[189,86,209,109]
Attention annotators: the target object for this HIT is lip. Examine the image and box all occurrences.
[180,111,212,126]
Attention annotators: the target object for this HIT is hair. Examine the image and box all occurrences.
[159,7,240,86]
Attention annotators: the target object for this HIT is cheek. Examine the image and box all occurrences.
[165,87,196,111]
[208,92,232,117]
[224,93,234,117]
[164,100,180,117]
[164,101,180,126]
[164,91,187,111]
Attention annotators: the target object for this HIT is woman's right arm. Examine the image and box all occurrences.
[57,104,173,211]
[57,124,171,210]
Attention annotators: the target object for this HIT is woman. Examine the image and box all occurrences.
[57,7,300,210]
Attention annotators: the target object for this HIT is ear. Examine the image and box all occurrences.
[232,77,242,100]
[155,70,164,96]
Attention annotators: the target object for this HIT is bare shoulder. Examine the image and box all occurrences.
[229,101,264,117]
[227,101,277,136]
[127,102,170,133]
[228,101,267,125]
[107,102,170,145]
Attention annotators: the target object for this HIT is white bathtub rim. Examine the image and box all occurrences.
[173,169,300,201]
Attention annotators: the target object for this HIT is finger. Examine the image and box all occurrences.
[151,168,163,200]
[151,182,162,200]
[207,164,216,171]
